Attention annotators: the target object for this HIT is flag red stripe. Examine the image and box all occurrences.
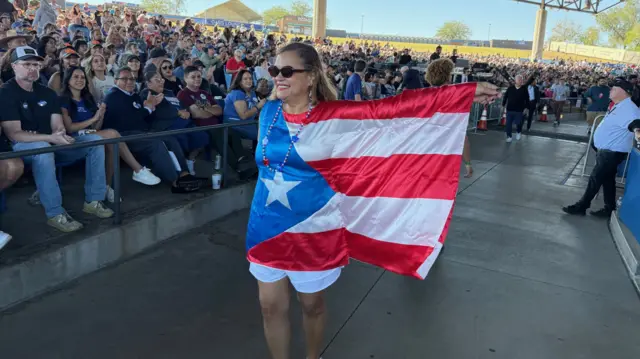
[307,153,462,199]
[247,229,350,272]
[285,83,477,125]
[247,228,440,279]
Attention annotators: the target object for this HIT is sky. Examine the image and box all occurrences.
[83,0,603,41]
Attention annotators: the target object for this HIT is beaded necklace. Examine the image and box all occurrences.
[261,101,313,173]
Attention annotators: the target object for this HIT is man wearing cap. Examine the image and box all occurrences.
[563,77,640,218]
[0,13,11,32]
[199,44,219,72]
[0,46,113,232]
[144,47,167,74]
[0,28,30,49]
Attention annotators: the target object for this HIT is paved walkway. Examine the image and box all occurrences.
[1,132,639,359]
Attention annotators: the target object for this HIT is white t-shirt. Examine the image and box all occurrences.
[92,75,115,103]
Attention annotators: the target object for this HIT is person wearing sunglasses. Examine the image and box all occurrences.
[245,42,499,359]
[158,58,182,95]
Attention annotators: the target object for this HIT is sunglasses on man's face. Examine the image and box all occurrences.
[161,65,173,70]
[268,65,309,78]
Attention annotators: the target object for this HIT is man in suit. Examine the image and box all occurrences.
[525,78,541,131]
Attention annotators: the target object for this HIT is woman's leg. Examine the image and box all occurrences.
[258,278,291,359]
[298,291,326,359]
[97,130,144,175]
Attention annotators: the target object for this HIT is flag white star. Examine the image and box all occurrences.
[261,171,301,210]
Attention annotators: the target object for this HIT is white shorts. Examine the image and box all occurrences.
[249,262,342,294]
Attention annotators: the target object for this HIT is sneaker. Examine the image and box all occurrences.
[186,160,196,176]
[553,121,559,127]
[132,167,161,186]
[506,137,512,143]
[106,186,122,203]
[590,208,613,218]
[562,204,586,216]
[0,230,12,250]
[83,201,114,219]
[47,212,83,232]
[515,133,522,140]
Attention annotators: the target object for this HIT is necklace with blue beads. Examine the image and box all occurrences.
[261,101,313,173]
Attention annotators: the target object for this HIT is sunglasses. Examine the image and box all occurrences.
[161,65,173,70]
[268,65,309,78]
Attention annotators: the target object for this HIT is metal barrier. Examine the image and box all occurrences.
[469,97,503,131]
[0,120,259,225]
[581,115,631,185]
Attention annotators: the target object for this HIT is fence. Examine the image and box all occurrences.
[0,120,258,225]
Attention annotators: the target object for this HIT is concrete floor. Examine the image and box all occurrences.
[1,131,639,359]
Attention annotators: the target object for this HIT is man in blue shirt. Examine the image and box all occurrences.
[344,60,365,101]
[563,77,640,217]
[584,78,610,131]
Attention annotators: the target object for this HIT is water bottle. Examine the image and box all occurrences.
[214,154,222,170]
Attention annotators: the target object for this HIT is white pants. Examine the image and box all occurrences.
[249,262,341,294]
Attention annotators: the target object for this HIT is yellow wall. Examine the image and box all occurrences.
[327,37,618,63]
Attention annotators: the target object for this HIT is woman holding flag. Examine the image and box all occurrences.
[247,42,499,359]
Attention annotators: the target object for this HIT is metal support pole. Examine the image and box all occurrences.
[112,143,122,225]
[222,127,228,186]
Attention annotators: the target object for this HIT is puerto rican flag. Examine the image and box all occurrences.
[246,83,476,279]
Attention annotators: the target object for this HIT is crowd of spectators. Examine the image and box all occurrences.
[0,0,637,249]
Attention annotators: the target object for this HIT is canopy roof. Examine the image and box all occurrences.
[195,0,262,23]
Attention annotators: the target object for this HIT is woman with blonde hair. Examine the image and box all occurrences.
[84,53,115,103]
[247,43,497,359]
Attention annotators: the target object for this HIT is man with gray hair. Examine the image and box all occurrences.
[501,72,536,142]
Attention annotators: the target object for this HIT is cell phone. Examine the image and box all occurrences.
[78,129,97,135]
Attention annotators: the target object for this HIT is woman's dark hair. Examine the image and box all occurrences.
[173,52,189,68]
[270,42,337,104]
[60,66,98,120]
[159,59,173,76]
[36,36,55,57]
[229,69,253,92]
[256,57,267,67]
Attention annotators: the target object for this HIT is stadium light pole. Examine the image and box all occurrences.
[488,23,491,44]
[360,14,364,38]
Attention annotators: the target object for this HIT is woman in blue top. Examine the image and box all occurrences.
[59,67,161,202]
[223,68,265,141]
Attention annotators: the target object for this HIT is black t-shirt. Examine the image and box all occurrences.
[398,54,412,65]
[450,55,458,64]
[0,79,60,134]
[430,52,440,61]
[94,10,103,26]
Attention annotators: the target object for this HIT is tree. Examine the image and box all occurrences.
[262,5,289,26]
[435,21,471,40]
[549,19,583,43]
[140,0,186,15]
[596,0,639,49]
[579,26,600,46]
[290,1,312,17]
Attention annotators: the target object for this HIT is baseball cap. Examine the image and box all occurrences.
[10,46,43,63]
[149,47,167,59]
[612,77,634,95]
[60,48,80,59]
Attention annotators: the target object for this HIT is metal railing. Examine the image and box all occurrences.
[0,120,259,225]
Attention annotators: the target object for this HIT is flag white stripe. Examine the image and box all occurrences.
[287,113,469,162]
[286,195,452,248]
[342,196,452,247]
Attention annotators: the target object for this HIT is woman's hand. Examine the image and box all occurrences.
[178,109,190,119]
[474,82,500,104]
